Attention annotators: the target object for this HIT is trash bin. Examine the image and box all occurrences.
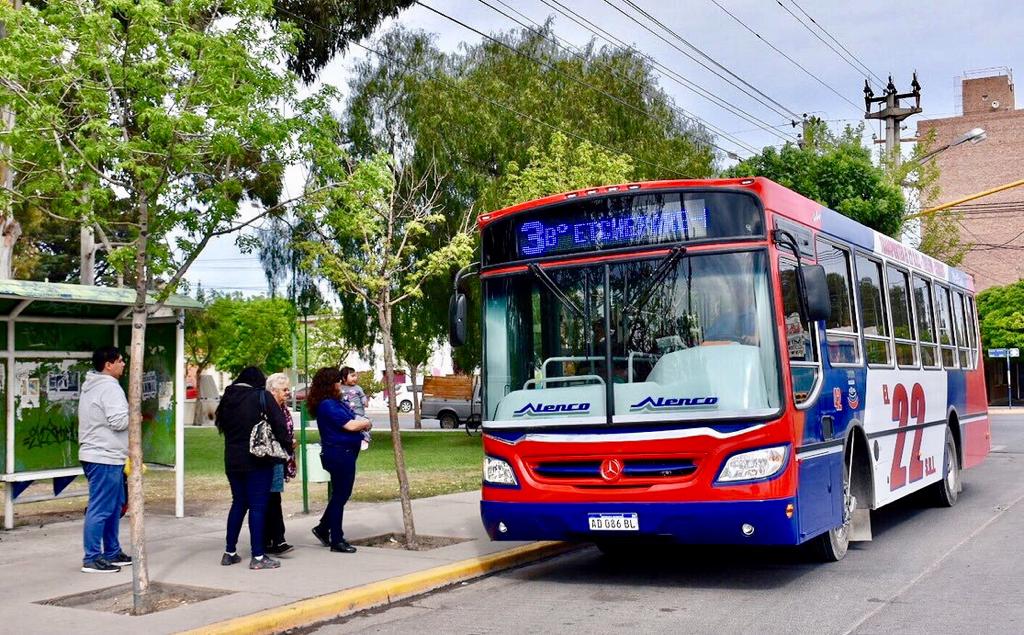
[303,443,331,483]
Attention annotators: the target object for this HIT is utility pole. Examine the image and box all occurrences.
[864,73,922,168]
[794,114,823,149]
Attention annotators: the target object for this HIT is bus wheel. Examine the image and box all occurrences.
[930,427,960,508]
[815,450,854,562]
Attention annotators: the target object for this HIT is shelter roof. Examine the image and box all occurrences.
[0,280,201,320]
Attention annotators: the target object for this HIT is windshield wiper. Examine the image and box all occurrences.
[528,263,585,319]
[623,246,687,316]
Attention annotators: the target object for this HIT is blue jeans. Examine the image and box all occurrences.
[318,447,358,544]
[225,467,273,557]
[82,461,125,563]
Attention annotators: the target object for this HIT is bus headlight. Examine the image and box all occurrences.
[717,446,788,482]
[484,456,518,486]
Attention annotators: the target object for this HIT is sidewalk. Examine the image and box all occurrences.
[0,491,551,634]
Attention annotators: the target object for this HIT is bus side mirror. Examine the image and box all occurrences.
[449,292,467,347]
[800,264,831,323]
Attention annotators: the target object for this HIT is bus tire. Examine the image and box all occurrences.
[814,447,853,562]
[439,412,459,429]
[929,427,960,508]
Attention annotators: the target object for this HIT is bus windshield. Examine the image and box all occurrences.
[483,250,782,427]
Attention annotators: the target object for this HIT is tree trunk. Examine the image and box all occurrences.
[378,301,417,548]
[192,363,206,426]
[410,364,421,429]
[0,0,21,280]
[127,196,151,613]
[80,224,96,285]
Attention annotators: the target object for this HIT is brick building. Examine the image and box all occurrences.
[917,70,1024,404]
[916,70,1024,291]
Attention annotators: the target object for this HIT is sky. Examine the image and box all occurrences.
[182,0,1024,297]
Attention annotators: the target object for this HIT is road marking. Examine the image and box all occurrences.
[841,489,1024,634]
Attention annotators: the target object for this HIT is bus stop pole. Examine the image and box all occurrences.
[300,314,309,514]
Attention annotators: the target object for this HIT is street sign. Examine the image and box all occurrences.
[1013,348,1021,358]
[990,349,1009,358]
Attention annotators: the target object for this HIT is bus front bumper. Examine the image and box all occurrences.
[481,499,801,546]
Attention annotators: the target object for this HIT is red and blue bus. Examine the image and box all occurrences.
[450,177,989,560]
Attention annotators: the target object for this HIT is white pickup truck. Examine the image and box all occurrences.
[420,376,482,430]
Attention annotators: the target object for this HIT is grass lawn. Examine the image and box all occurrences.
[1,428,483,527]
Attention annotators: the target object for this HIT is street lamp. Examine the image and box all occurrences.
[916,127,986,164]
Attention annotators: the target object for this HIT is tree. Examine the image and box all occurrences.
[728,121,905,237]
[497,132,634,208]
[977,281,1024,351]
[209,296,296,377]
[270,0,415,83]
[0,0,333,611]
[297,153,473,548]
[340,26,716,371]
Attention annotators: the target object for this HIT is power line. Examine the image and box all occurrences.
[775,0,883,89]
[788,0,885,88]
[615,0,800,121]
[538,0,795,145]
[706,0,862,115]
[276,6,686,178]
[474,0,759,155]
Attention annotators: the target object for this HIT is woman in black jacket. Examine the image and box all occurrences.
[216,367,292,570]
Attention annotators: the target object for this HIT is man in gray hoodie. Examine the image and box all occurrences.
[78,346,132,573]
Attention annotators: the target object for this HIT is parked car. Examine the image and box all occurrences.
[387,383,420,413]
[420,376,480,429]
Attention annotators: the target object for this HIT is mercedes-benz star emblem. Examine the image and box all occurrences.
[600,458,623,481]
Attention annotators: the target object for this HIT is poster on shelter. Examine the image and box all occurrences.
[18,377,40,408]
[46,370,80,401]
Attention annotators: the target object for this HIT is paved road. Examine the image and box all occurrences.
[314,415,1024,634]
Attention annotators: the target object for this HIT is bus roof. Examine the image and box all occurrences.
[478,177,974,292]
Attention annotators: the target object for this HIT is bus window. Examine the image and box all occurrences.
[967,296,979,367]
[817,240,860,365]
[855,254,891,365]
[886,265,917,367]
[606,250,783,421]
[953,291,969,368]
[934,284,958,368]
[779,258,819,405]
[913,276,939,368]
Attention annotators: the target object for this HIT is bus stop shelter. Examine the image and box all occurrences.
[0,280,200,529]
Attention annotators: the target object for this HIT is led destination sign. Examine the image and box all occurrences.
[481,190,763,265]
[518,202,708,257]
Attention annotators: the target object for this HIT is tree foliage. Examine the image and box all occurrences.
[206,296,296,377]
[270,0,415,83]
[336,25,716,371]
[977,281,1024,351]
[0,0,334,608]
[728,122,905,237]
[498,132,634,208]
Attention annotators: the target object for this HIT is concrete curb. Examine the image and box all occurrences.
[179,541,575,634]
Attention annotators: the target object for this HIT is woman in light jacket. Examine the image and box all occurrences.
[263,372,297,554]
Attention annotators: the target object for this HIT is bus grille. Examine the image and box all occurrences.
[531,458,696,483]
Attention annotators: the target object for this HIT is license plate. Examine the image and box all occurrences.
[588,513,639,531]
